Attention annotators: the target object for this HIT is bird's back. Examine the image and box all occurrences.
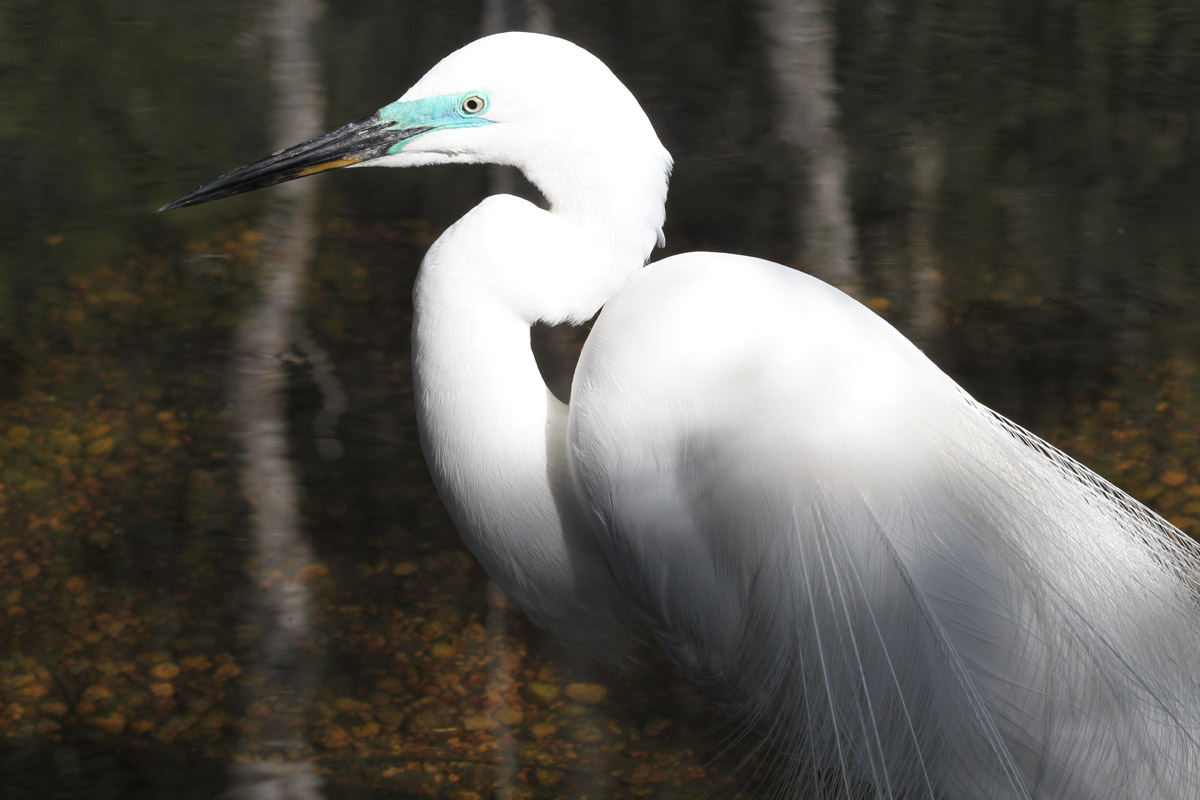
[568,252,1200,798]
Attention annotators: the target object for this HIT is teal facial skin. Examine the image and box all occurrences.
[378,91,492,156]
[160,91,492,211]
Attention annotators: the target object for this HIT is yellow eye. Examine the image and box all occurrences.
[461,94,487,115]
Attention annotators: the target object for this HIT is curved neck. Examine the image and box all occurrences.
[410,215,635,651]
[413,281,563,546]
[526,148,669,278]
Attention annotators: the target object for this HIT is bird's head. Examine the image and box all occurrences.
[160,32,671,214]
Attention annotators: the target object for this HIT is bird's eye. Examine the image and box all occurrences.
[461,94,487,115]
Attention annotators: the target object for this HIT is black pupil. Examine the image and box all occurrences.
[464,97,480,112]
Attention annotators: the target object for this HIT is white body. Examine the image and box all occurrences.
[573,253,1200,797]
[388,34,1200,799]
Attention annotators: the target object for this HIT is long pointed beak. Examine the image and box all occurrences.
[159,111,431,211]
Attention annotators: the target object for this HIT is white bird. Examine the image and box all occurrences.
[163,32,1200,799]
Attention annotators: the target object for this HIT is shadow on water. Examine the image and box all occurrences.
[3,1,1200,798]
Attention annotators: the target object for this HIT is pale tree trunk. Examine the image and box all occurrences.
[908,133,945,345]
[225,0,329,797]
[756,0,861,292]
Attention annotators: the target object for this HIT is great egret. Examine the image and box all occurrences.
[163,32,1200,799]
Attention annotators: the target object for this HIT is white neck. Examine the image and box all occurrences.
[411,193,639,651]
[524,148,668,279]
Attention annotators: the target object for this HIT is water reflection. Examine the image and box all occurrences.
[756,0,860,291]
[224,0,324,797]
[2,1,1200,798]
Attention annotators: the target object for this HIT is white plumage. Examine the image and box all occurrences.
[164,32,1200,799]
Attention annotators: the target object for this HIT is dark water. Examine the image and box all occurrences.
[3,1,1200,798]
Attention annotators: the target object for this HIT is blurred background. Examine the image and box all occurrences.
[3,0,1200,797]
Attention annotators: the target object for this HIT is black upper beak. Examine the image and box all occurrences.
[159,111,432,211]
